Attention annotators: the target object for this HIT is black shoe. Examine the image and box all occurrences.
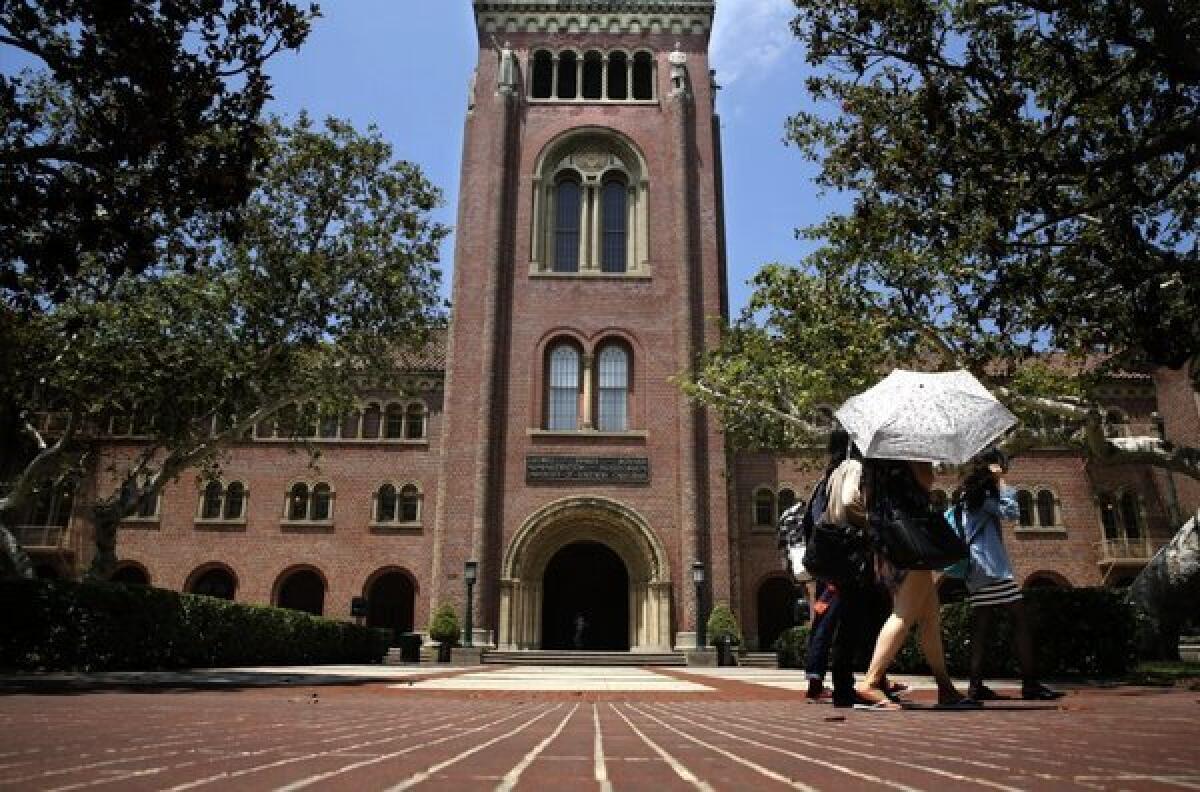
[967,683,1004,701]
[1021,682,1065,701]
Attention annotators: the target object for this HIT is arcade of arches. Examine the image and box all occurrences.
[498,497,671,651]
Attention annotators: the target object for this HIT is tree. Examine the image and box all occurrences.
[687,0,1199,656]
[0,115,448,579]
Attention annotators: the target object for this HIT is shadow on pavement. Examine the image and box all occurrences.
[0,668,443,695]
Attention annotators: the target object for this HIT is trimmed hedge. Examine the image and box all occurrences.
[0,579,390,671]
[776,587,1138,677]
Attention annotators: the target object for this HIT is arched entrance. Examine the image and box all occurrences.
[275,567,325,616]
[757,576,799,652]
[541,541,629,650]
[499,496,671,651]
[188,565,237,600]
[366,569,416,635]
[111,563,150,586]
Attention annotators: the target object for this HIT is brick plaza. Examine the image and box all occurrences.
[1,667,1198,791]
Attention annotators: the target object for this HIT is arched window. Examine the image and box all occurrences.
[582,50,603,99]
[1120,492,1141,539]
[601,179,627,272]
[553,178,581,272]
[754,488,775,527]
[311,483,332,521]
[557,51,578,99]
[531,50,554,98]
[400,484,421,523]
[1036,489,1057,527]
[134,491,158,519]
[405,403,426,439]
[1016,490,1035,527]
[1100,494,1119,539]
[318,411,340,439]
[632,51,654,99]
[778,488,797,515]
[361,403,382,440]
[376,484,397,523]
[607,51,628,99]
[384,404,405,439]
[223,482,245,520]
[596,345,629,432]
[288,482,309,521]
[341,409,362,439]
[548,344,580,430]
[201,481,223,520]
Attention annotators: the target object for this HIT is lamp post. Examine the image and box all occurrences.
[691,561,706,649]
[463,560,478,648]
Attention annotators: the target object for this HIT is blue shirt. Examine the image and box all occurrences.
[947,487,1020,591]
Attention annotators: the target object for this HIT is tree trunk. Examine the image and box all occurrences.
[1127,512,1200,660]
[0,521,34,580]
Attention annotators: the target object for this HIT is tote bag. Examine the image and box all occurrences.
[872,507,968,571]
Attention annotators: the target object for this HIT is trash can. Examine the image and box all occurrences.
[395,632,422,664]
[715,636,739,667]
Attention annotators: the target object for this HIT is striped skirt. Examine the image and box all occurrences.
[968,578,1023,608]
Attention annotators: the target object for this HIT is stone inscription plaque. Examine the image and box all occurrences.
[526,455,650,484]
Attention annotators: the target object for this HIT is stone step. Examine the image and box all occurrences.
[482,650,686,666]
[737,652,780,669]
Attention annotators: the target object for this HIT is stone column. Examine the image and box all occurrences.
[581,353,595,429]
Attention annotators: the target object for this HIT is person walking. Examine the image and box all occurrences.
[953,451,1064,701]
[853,459,979,710]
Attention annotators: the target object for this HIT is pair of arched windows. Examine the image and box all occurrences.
[552,173,629,273]
[530,50,655,101]
[287,482,333,522]
[1099,491,1142,540]
[375,483,422,524]
[546,342,630,432]
[753,487,798,528]
[1016,488,1062,529]
[199,481,245,521]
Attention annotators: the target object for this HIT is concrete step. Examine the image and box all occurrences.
[737,652,779,669]
[482,650,686,666]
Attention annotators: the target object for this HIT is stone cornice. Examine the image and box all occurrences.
[474,1,714,36]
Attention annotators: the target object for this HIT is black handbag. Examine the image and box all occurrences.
[871,510,968,571]
[802,521,873,586]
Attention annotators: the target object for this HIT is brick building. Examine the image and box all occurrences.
[18,0,1198,652]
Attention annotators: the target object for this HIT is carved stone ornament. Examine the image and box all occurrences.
[574,146,611,171]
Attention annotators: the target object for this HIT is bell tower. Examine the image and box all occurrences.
[432,0,731,651]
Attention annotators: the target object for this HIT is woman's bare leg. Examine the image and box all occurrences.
[858,572,924,693]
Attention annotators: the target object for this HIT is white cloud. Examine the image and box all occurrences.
[710,0,795,86]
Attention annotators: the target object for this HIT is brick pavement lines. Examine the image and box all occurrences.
[156,702,538,792]
[608,702,718,791]
[380,705,567,791]
[269,703,554,791]
[593,697,698,791]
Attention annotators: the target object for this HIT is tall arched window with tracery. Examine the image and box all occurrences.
[547,344,580,430]
[596,345,629,431]
[601,179,628,273]
[554,178,582,272]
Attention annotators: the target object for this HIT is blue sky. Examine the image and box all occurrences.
[266,0,841,315]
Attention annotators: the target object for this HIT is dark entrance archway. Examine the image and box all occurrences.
[366,570,415,635]
[276,568,325,616]
[541,540,629,650]
[189,566,236,600]
[112,564,150,586]
[757,576,799,652]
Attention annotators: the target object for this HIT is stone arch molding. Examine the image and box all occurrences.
[498,496,673,651]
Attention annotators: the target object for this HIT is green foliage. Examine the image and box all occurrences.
[774,625,809,669]
[787,0,1199,372]
[0,0,318,303]
[706,602,742,644]
[0,578,387,671]
[428,604,460,645]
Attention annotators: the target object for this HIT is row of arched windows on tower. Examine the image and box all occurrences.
[530,50,656,101]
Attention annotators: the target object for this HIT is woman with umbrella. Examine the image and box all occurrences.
[835,369,1017,709]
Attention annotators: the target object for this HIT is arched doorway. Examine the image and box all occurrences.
[757,576,799,651]
[111,563,150,586]
[275,568,325,616]
[366,569,416,635]
[541,541,629,650]
[499,496,671,651]
[188,565,237,600]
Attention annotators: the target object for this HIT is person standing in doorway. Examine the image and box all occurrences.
[573,612,587,650]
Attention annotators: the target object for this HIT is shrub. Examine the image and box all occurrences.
[0,579,389,672]
[428,603,460,646]
[775,625,809,669]
[706,603,742,644]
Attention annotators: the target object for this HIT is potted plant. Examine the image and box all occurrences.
[707,603,742,667]
[428,603,460,662]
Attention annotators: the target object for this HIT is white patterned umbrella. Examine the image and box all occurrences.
[834,369,1017,465]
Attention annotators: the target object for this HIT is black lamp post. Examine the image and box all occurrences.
[691,561,706,649]
[463,560,478,648]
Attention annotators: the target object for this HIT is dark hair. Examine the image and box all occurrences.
[825,428,851,473]
[863,458,926,522]
[956,465,999,511]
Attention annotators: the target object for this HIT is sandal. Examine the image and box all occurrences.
[850,687,903,711]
